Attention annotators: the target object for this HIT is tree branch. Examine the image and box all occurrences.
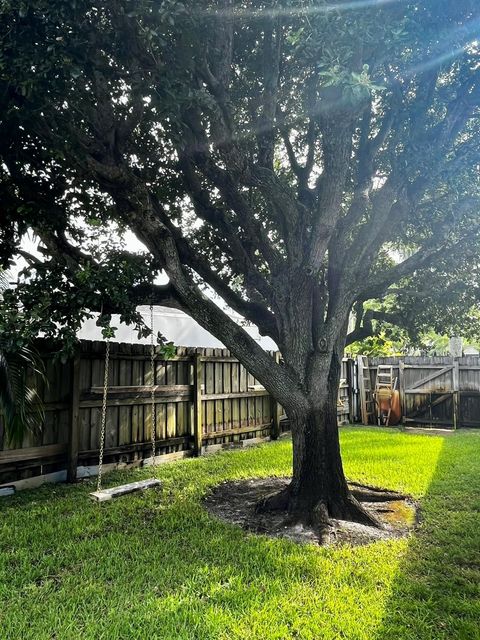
[357,231,475,302]
[307,119,354,273]
[257,17,283,168]
[345,308,406,345]
[149,194,280,341]
[129,207,306,410]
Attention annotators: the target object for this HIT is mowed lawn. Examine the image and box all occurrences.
[1,428,479,640]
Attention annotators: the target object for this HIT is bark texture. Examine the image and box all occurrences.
[257,350,381,540]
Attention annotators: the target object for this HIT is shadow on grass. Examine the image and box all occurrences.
[1,432,478,640]
[374,431,480,640]
[0,447,402,639]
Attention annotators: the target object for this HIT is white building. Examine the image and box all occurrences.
[464,345,480,356]
[79,305,278,350]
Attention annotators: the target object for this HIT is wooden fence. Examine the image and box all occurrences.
[368,356,480,429]
[0,340,354,487]
[5,346,478,490]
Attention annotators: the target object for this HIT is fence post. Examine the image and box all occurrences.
[346,357,355,423]
[67,354,81,482]
[452,358,459,430]
[193,353,203,455]
[398,361,405,423]
[270,351,283,439]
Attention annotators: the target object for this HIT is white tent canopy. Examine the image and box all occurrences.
[79,305,278,350]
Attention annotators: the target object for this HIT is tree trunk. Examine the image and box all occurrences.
[258,350,380,540]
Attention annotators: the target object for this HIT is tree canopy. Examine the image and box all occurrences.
[1,0,480,530]
[1,0,479,365]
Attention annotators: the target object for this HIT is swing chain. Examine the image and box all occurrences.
[96,306,155,492]
[97,339,110,492]
[150,304,156,467]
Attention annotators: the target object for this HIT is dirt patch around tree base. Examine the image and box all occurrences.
[204,477,418,547]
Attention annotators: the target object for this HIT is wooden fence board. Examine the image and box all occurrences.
[369,355,480,428]
[106,343,119,449]
[78,343,92,453]
[1,341,371,484]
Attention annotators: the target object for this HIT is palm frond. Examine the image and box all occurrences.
[0,346,46,447]
[0,352,16,425]
[0,269,46,446]
[0,269,8,292]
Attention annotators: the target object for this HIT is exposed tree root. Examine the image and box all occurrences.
[254,485,291,513]
[333,494,383,528]
[348,481,409,503]
[310,501,335,544]
[204,477,417,547]
[255,483,383,537]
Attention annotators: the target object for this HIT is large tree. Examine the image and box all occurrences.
[1,0,479,536]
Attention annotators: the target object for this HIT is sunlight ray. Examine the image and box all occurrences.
[400,17,480,79]
[198,0,406,21]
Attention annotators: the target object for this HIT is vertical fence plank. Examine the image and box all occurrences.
[166,403,176,440]
[205,348,215,437]
[41,357,57,447]
[231,361,240,435]
[214,348,224,440]
[165,352,176,442]
[187,348,195,445]
[453,359,459,430]
[67,354,81,482]
[255,394,262,429]
[239,361,248,428]
[106,342,119,449]
[78,343,92,454]
[89,342,104,451]
[131,344,143,459]
[398,361,405,422]
[176,347,187,440]
[223,351,232,436]
[58,358,72,445]
[193,353,203,455]
[143,344,152,446]
[118,343,132,447]
[156,352,167,444]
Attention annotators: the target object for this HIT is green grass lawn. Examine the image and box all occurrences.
[1,427,479,640]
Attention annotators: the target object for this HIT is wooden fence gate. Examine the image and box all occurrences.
[369,356,480,429]
[400,362,458,428]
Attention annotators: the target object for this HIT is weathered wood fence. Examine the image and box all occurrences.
[3,346,479,489]
[0,340,353,486]
[369,356,480,429]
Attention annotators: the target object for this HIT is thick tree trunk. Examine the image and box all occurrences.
[258,351,380,540]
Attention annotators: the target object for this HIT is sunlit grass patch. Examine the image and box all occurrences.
[1,428,478,639]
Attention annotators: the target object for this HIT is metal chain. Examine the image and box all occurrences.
[96,339,110,492]
[150,304,156,468]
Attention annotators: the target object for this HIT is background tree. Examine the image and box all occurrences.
[1,0,479,537]
[349,266,480,355]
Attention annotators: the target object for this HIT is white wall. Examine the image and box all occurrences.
[79,305,278,350]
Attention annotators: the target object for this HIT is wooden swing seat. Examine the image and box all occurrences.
[89,478,161,502]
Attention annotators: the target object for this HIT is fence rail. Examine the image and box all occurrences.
[0,340,353,486]
[3,346,479,489]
